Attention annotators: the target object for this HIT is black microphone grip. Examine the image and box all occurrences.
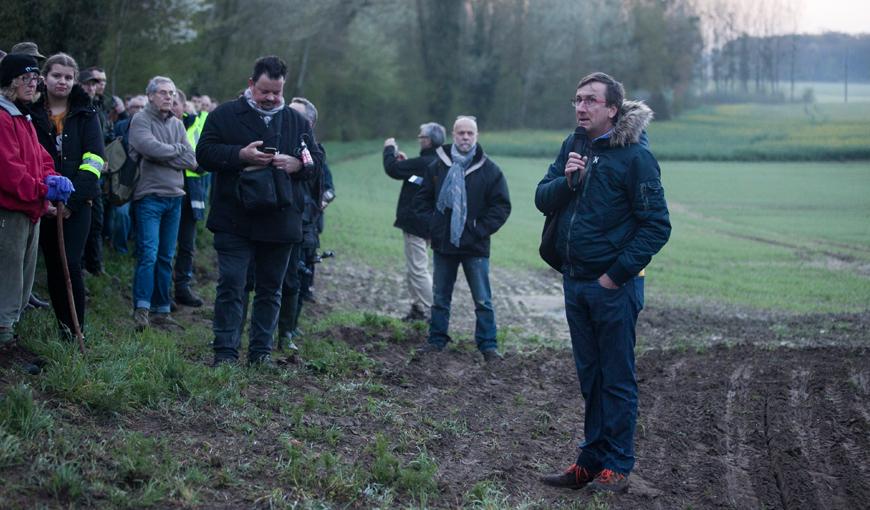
[569,126,588,189]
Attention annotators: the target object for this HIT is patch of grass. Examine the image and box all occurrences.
[0,384,53,439]
[45,462,86,503]
[396,449,439,498]
[300,338,376,377]
[0,427,21,468]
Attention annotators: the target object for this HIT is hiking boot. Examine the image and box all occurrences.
[402,304,428,322]
[150,313,182,330]
[133,308,150,331]
[588,468,629,494]
[540,463,598,490]
[248,354,276,369]
[175,287,204,308]
[482,349,503,362]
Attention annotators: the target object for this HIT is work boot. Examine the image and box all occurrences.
[588,468,630,494]
[175,287,204,307]
[415,342,444,355]
[482,349,503,362]
[540,463,598,490]
[133,308,150,331]
[150,313,182,330]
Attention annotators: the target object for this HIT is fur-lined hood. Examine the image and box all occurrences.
[606,99,653,148]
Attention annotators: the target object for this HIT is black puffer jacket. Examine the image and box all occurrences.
[383,146,438,238]
[415,144,511,257]
[30,84,105,212]
[197,96,322,244]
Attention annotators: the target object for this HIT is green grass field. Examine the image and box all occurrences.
[322,155,870,314]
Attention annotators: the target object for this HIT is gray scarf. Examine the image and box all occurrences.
[436,144,477,247]
[243,88,285,125]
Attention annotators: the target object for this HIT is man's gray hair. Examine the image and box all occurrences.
[291,97,318,125]
[453,115,478,132]
[419,122,446,146]
[146,76,175,95]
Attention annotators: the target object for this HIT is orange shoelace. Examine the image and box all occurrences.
[596,469,624,483]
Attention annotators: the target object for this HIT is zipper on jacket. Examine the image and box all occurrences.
[566,150,596,268]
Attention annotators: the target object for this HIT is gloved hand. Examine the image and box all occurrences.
[45,175,75,203]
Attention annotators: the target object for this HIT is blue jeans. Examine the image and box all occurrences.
[212,231,292,362]
[112,202,132,254]
[563,275,644,475]
[428,252,497,352]
[132,195,182,313]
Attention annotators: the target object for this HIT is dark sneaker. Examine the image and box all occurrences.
[133,308,150,331]
[482,349,502,362]
[588,468,629,494]
[248,354,275,369]
[175,287,204,307]
[540,463,598,490]
[211,357,238,368]
[151,313,183,330]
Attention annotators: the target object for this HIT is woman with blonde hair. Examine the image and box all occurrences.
[30,52,105,339]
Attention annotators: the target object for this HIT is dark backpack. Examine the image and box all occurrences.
[103,119,140,206]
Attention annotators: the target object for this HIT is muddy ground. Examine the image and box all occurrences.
[310,259,869,508]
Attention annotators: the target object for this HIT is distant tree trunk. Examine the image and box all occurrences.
[110,0,129,97]
[295,38,310,97]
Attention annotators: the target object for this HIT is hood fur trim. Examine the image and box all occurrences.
[609,100,653,147]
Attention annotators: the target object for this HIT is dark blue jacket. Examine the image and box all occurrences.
[416,144,511,258]
[535,101,671,285]
[383,146,438,238]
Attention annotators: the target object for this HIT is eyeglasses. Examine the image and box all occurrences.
[571,96,606,108]
[154,90,176,98]
[18,73,43,86]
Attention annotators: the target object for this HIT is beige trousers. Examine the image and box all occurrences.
[403,232,433,310]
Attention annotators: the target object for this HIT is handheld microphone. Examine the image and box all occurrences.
[569,126,588,189]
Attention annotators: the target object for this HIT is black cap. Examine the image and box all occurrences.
[0,54,40,87]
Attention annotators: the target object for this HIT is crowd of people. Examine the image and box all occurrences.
[2,40,672,494]
[0,44,334,368]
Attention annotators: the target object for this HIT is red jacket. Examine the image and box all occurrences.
[0,97,57,222]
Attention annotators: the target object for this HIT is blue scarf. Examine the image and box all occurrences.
[436,144,477,247]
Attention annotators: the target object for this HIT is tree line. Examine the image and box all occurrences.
[1,0,866,139]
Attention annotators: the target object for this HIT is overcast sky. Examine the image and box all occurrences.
[799,0,870,34]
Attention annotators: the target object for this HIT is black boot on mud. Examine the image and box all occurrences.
[588,468,629,494]
[415,342,444,355]
[402,304,428,322]
[482,349,502,362]
[540,463,598,490]
[175,287,204,307]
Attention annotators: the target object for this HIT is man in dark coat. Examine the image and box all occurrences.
[383,122,445,321]
[415,116,511,361]
[536,72,671,494]
[196,56,322,366]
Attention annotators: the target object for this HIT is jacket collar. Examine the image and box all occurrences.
[435,144,488,176]
[232,96,274,138]
[0,96,24,117]
[33,84,94,117]
[145,101,174,122]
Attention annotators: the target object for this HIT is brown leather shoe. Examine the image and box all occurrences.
[540,463,597,490]
[588,468,629,493]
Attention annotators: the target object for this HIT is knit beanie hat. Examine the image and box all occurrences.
[0,54,39,87]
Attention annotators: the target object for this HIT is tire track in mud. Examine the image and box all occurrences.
[722,363,762,509]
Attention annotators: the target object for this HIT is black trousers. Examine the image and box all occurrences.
[40,204,92,336]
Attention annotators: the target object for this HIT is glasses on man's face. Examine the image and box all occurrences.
[571,96,606,108]
[155,90,176,98]
[19,73,43,86]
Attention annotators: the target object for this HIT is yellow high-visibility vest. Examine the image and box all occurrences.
[185,111,208,178]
